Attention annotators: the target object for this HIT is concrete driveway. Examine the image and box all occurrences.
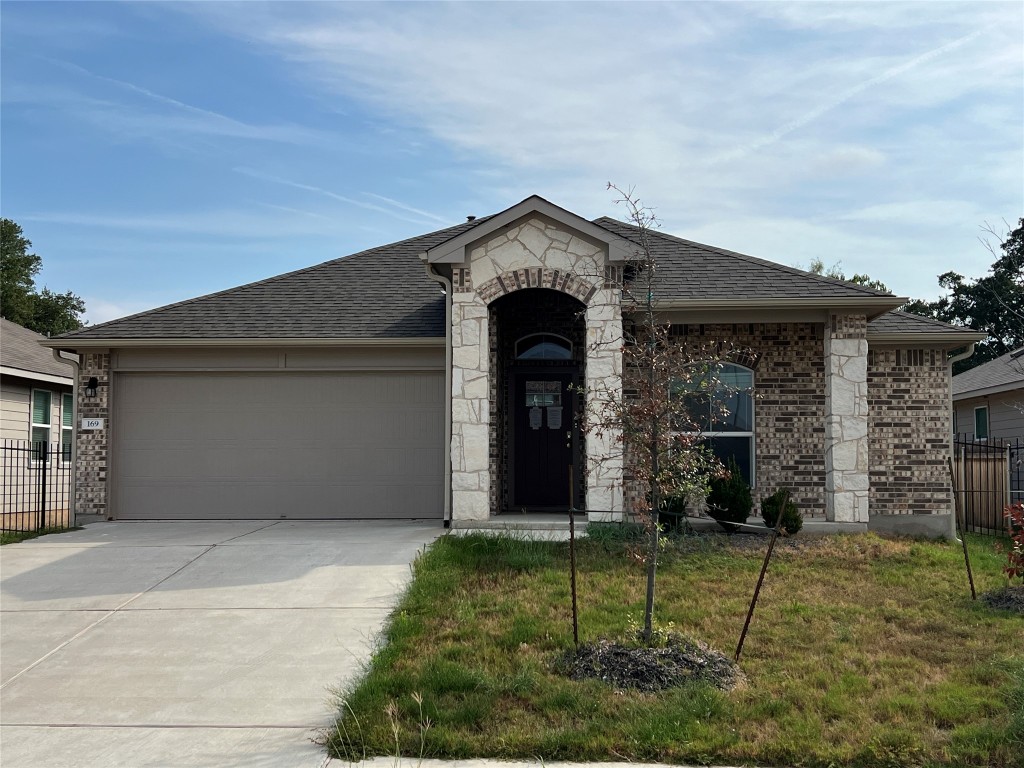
[0,520,441,768]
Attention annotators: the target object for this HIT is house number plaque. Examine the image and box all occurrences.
[81,418,104,430]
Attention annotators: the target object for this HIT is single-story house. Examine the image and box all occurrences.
[43,196,985,534]
[953,348,1024,441]
[2,317,75,451]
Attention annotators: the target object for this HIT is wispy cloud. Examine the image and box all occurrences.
[233,167,443,225]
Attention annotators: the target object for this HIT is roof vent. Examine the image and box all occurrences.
[466,215,476,222]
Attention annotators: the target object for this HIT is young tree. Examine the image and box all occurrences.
[903,218,1023,373]
[0,218,86,336]
[582,186,751,643]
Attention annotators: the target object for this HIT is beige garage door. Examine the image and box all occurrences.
[112,372,444,520]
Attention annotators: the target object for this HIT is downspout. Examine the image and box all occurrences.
[948,343,976,540]
[424,263,454,528]
[52,349,81,526]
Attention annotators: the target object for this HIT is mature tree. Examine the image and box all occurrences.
[581,186,748,644]
[0,218,85,336]
[903,219,1023,373]
[803,257,892,293]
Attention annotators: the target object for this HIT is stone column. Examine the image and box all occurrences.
[585,290,624,522]
[77,350,111,519]
[450,291,490,521]
[824,314,869,523]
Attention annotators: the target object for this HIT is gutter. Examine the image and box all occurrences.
[51,349,81,526]
[424,264,454,528]
[39,337,445,349]
[947,343,977,541]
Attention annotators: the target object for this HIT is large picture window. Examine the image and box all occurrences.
[674,363,755,485]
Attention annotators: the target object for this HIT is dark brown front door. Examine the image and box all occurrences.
[512,371,577,509]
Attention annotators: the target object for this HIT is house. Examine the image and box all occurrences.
[42,196,985,535]
[953,348,1024,441]
[2,317,75,451]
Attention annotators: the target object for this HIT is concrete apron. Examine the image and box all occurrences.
[0,520,440,768]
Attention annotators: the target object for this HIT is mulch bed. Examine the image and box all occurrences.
[555,634,743,693]
[980,585,1024,614]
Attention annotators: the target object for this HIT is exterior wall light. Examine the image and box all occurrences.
[85,377,99,398]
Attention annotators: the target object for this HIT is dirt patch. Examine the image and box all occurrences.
[555,635,743,693]
[980,585,1024,614]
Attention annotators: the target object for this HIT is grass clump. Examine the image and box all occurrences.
[326,532,1021,766]
[1,526,80,545]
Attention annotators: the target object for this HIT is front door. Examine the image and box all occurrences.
[512,371,577,509]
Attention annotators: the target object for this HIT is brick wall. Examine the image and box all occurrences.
[671,323,828,517]
[76,351,110,517]
[868,348,951,515]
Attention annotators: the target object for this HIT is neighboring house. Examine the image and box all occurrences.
[1,317,75,452]
[44,196,985,535]
[953,348,1024,441]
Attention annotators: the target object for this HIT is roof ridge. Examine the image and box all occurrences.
[593,216,899,299]
[56,218,481,340]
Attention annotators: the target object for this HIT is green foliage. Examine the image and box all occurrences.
[805,257,892,293]
[761,488,803,534]
[1003,502,1024,582]
[0,217,85,336]
[706,457,752,531]
[903,218,1023,373]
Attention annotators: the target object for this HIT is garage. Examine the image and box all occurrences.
[112,370,444,520]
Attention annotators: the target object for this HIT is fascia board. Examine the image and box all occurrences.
[0,365,74,385]
[39,337,445,349]
[952,382,1024,400]
[422,196,629,263]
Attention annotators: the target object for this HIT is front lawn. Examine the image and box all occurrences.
[327,530,1022,767]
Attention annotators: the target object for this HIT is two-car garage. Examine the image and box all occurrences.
[108,348,445,520]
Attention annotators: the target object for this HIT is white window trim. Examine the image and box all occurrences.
[30,388,52,461]
[61,392,74,462]
[974,405,989,440]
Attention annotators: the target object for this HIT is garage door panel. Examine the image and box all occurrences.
[114,372,443,520]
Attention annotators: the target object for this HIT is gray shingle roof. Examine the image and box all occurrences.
[867,311,978,335]
[953,348,1024,397]
[59,218,489,341]
[1,318,74,378]
[594,217,897,300]
[56,206,969,343]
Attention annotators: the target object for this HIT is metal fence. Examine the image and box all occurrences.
[953,434,1023,536]
[1,439,74,533]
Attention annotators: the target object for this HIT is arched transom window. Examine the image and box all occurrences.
[515,333,573,361]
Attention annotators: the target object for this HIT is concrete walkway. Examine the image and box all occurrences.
[0,520,440,768]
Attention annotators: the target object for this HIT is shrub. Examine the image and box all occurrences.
[761,488,802,535]
[1003,501,1024,582]
[706,457,752,532]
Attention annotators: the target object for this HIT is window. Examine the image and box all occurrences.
[31,389,51,447]
[674,363,755,485]
[515,333,572,360]
[61,393,74,461]
[974,406,989,440]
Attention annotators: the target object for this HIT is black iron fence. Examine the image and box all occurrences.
[953,434,1023,536]
[1,439,74,533]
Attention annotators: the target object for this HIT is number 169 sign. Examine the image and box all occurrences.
[81,418,104,430]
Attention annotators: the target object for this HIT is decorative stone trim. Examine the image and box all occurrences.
[476,268,598,305]
[452,267,472,293]
[825,314,869,523]
[76,351,110,518]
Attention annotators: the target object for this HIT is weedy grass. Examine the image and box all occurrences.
[0,526,81,545]
[326,531,1021,767]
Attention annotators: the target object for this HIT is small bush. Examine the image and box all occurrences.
[706,457,752,532]
[760,488,802,534]
[1003,501,1024,582]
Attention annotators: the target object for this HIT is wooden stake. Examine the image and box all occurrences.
[735,489,788,662]
[568,464,579,648]
[948,456,976,600]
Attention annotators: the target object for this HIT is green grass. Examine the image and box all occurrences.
[326,531,1023,766]
[1,526,80,545]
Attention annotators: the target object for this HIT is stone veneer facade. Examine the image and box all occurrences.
[76,351,110,518]
[867,347,952,515]
[824,314,870,523]
[449,216,623,521]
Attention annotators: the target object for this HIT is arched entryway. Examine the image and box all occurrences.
[489,288,586,512]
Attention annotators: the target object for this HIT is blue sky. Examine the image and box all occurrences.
[2,1,1021,325]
